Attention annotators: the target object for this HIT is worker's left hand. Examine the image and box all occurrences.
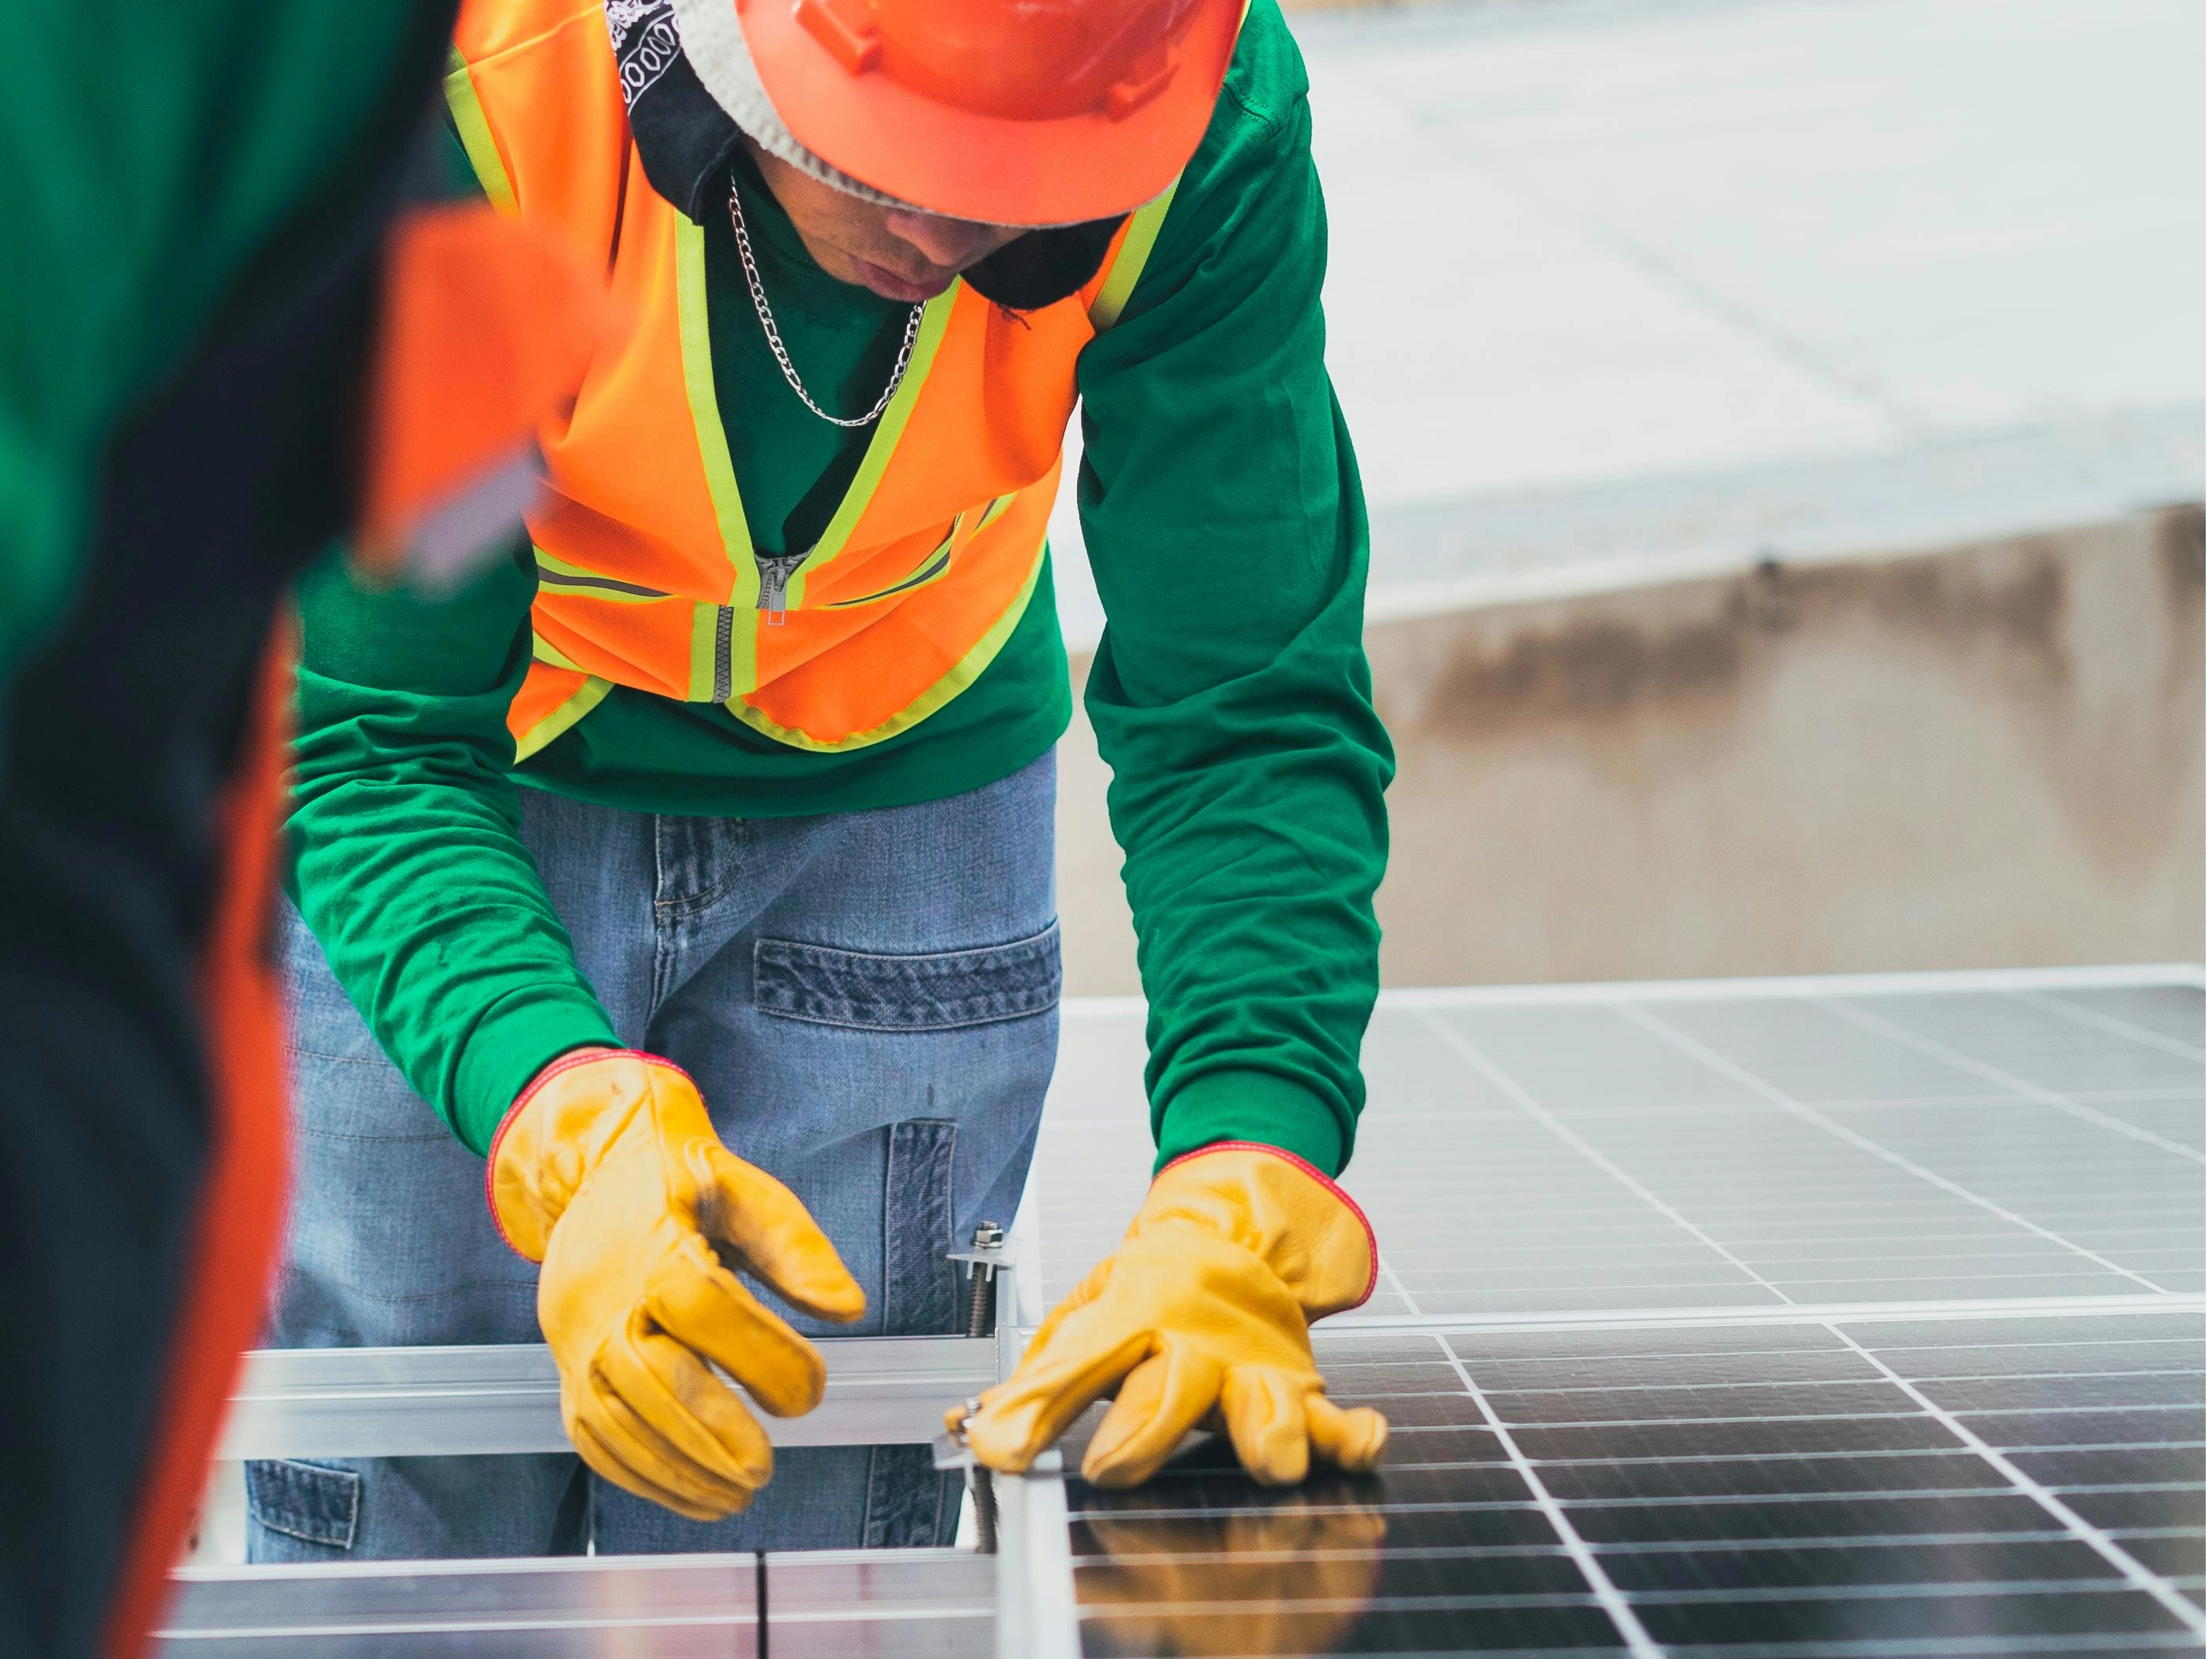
[958,1143,1389,1487]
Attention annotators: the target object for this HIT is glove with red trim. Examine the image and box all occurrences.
[959,1143,1389,1487]
[488,1049,865,1520]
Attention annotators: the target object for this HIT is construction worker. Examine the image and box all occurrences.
[252,0,1394,1560]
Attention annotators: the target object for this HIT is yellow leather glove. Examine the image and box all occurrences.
[961,1142,1389,1488]
[488,1049,866,1520]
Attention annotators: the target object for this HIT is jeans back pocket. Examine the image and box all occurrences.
[753,924,1059,1032]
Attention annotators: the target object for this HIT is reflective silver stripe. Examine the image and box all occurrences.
[827,544,955,609]
[536,569,668,598]
[713,605,735,703]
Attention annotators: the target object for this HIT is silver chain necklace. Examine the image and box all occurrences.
[728,179,923,429]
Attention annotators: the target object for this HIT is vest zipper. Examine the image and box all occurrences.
[716,554,804,703]
[757,553,805,626]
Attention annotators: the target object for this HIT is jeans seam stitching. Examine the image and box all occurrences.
[754,1001,1057,1032]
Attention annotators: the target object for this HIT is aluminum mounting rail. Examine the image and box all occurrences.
[161,1547,996,1654]
[219,1336,997,1460]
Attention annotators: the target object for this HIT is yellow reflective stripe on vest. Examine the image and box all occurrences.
[1090,179,1180,331]
[727,537,1046,752]
[529,633,587,673]
[780,287,958,611]
[674,216,760,605]
[513,674,611,762]
[443,49,518,216]
[1086,0,1238,329]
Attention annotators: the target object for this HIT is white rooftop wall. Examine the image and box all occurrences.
[1050,0,2206,644]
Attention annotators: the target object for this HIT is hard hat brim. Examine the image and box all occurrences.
[732,0,1244,228]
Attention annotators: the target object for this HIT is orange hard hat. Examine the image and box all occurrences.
[729,0,1244,226]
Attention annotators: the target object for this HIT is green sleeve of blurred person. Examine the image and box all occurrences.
[0,4,426,707]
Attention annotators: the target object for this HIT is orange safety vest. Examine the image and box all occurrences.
[444,0,1177,757]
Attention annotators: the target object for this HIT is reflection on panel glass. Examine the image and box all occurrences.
[1075,1502,1390,1657]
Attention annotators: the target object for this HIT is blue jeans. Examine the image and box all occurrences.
[246,754,1057,1560]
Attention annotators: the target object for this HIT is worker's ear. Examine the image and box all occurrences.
[963,216,1123,312]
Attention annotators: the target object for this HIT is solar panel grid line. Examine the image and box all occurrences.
[1822,1324,2207,1639]
[1428,1332,1668,1658]
[1614,1001,2174,1295]
[1570,1485,2123,1513]
[1816,998,2208,1167]
[1310,1296,2206,1339]
[1613,1580,2161,1606]
[1388,1329,2203,1365]
[1375,1255,1424,1318]
[1361,964,2208,1010]
[1526,1446,2197,1475]
[2012,992,2207,1066]
[1444,1364,2197,1401]
[1585,1529,2196,1555]
[1414,1007,1799,1307]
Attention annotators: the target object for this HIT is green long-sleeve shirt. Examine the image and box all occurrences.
[0,5,421,710]
[291,0,1393,1169]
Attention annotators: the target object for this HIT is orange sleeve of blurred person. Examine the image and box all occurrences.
[354,201,617,587]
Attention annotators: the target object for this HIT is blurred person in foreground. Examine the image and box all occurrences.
[0,5,602,1652]
[254,0,1394,1561]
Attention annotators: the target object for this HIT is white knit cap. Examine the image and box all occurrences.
[668,0,909,209]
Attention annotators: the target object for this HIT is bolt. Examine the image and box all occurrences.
[969,1465,999,1554]
[956,1395,999,1553]
[964,1259,998,1339]
[963,1223,1004,1340]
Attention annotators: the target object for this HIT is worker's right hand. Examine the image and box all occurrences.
[487,1049,866,1520]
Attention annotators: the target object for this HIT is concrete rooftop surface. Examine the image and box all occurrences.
[1052,0,2206,643]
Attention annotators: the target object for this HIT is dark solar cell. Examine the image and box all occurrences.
[1505,1414,1966,1462]
[1596,1537,2127,1592]
[2063,1487,2207,1531]
[2009,1448,2210,1487]
[1567,1490,2070,1545]
[1078,1601,1628,1657]
[1630,1583,2187,1645]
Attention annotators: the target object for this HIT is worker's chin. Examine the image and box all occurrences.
[849,256,953,303]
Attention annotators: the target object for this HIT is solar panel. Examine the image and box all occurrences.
[1031,971,2205,1657]
[160,967,2203,1657]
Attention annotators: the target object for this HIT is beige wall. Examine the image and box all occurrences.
[1057,507,2206,994]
